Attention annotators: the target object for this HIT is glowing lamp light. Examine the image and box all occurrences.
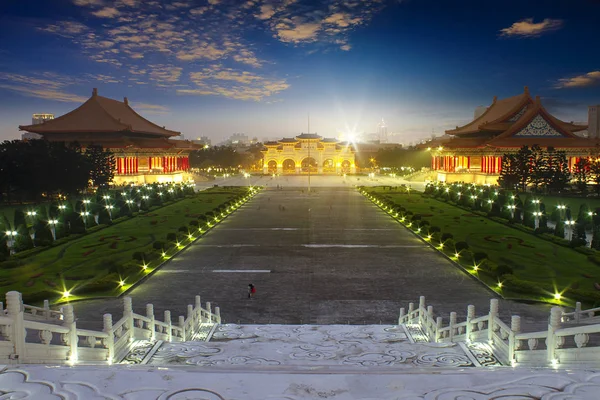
[162,252,166,257]
[427,235,432,240]
[454,252,460,258]
[142,264,148,271]
[188,234,193,239]
[63,291,70,298]
[119,280,125,287]
[554,293,561,300]
[473,265,479,272]
[497,282,503,289]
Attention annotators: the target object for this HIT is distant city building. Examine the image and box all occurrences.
[230,133,249,146]
[21,132,42,140]
[192,136,211,147]
[262,134,356,174]
[589,105,600,139]
[32,113,54,125]
[377,118,388,143]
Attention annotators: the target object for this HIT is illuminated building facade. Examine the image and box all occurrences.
[261,133,356,174]
[425,87,592,184]
[19,88,201,185]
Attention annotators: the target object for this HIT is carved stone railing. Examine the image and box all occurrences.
[561,302,600,325]
[398,296,600,367]
[0,291,221,365]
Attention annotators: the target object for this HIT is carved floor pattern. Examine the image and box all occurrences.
[1,365,599,399]
[149,324,486,369]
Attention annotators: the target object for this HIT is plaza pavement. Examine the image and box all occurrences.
[71,176,550,331]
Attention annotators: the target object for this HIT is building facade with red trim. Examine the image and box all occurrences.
[19,88,200,185]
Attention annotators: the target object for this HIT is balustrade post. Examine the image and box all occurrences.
[449,312,457,342]
[398,308,405,325]
[426,306,434,339]
[0,301,4,314]
[206,302,212,323]
[575,302,582,324]
[418,296,426,327]
[466,305,475,342]
[164,311,172,342]
[187,304,194,331]
[123,297,134,341]
[488,299,499,342]
[179,316,186,341]
[195,295,202,323]
[146,304,155,341]
[408,302,414,323]
[103,314,114,364]
[509,315,520,365]
[43,300,50,319]
[6,291,25,363]
[63,304,78,363]
[547,307,562,364]
[435,317,442,342]
[215,307,221,324]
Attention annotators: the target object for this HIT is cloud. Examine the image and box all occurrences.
[179,65,289,101]
[92,7,121,18]
[0,72,88,103]
[276,21,322,43]
[499,18,563,37]
[132,102,170,114]
[38,21,88,38]
[555,71,600,88]
[256,4,276,20]
[73,0,104,6]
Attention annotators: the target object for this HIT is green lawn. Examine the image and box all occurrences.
[0,187,251,303]
[366,188,600,306]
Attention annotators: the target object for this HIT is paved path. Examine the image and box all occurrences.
[72,187,550,331]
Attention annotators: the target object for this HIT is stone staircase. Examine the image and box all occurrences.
[127,324,502,369]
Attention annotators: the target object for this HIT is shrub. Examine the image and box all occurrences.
[441,233,454,242]
[411,214,422,221]
[166,233,177,242]
[0,260,23,269]
[178,226,188,233]
[189,220,199,227]
[429,226,441,233]
[455,241,469,252]
[501,275,548,296]
[494,264,514,278]
[75,274,120,295]
[22,290,61,304]
[132,251,146,261]
[472,252,488,262]
[153,241,165,250]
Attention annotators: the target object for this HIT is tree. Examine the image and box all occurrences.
[13,224,33,252]
[571,222,588,247]
[539,203,548,230]
[554,219,565,239]
[574,158,590,193]
[33,219,53,247]
[87,145,115,188]
[515,146,533,191]
[546,149,571,194]
[592,224,600,250]
[529,145,547,192]
[498,154,520,190]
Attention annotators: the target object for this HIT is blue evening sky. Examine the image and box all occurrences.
[0,0,598,144]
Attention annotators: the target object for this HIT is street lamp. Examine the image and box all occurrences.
[48,219,59,240]
[80,211,90,229]
[105,205,114,221]
[565,220,576,240]
[26,211,37,217]
[5,230,17,254]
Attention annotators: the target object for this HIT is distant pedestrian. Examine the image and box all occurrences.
[248,284,256,299]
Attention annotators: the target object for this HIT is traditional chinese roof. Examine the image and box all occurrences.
[438,88,589,150]
[321,138,338,143]
[264,141,279,146]
[296,133,322,140]
[19,88,180,138]
[279,138,298,143]
[447,87,533,136]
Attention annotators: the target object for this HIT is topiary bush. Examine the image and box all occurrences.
[132,251,146,261]
[153,241,165,250]
[472,252,488,263]
[429,226,441,233]
[178,226,188,233]
[166,233,177,242]
[441,232,454,242]
[494,264,514,278]
[455,241,469,252]
[189,220,199,227]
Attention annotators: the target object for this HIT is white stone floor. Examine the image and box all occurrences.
[2,364,599,399]
[149,324,501,369]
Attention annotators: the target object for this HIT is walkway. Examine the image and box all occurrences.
[72,187,549,331]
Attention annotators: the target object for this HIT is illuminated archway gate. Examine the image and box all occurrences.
[261,134,356,175]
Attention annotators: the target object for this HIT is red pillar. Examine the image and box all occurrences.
[498,156,503,173]
[162,156,166,173]
[467,156,471,170]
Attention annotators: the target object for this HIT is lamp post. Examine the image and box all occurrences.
[105,205,114,221]
[508,204,516,219]
[80,211,90,229]
[533,211,542,229]
[5,230,17,255]
[48,219,59,241]
[565,220,576,241]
